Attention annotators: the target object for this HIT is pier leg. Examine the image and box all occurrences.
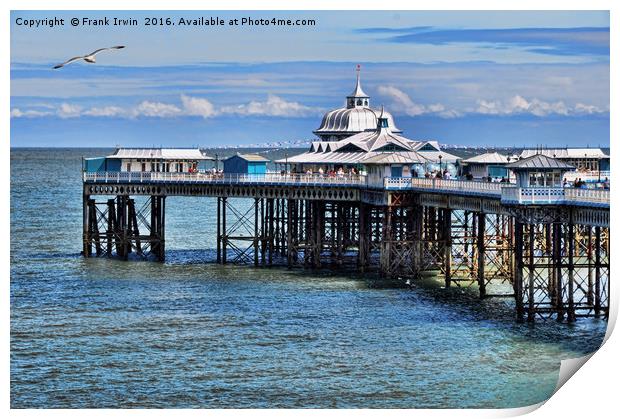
[254,198,259,267]
[594,226,601,317]
[337,203,344,267]
[380,206,393,277]
[553,222,565,321]
[443,208,452,288]
[107,199,115,257]
[587,225,594,306]
[216,197,221,263]
[567,219,576,323]
[268,198,274,266]
[527,224,535,322]
[222,197,227,264]
[159,196,166,262]
[82,193,92,257]
[513,221,525,322]
[287,198,294,268]
[477,213,486,298]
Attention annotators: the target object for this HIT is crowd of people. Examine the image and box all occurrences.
[565,177,609,189]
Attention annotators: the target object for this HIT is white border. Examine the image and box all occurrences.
[4,1,617,418]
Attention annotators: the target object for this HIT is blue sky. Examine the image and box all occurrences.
[10,10,610,147]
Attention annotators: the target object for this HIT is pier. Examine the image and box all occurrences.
[80,68,609,323]
[82,171,610,323]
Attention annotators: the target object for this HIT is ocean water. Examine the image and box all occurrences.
[10,148,607,408]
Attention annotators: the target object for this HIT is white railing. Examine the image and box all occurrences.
[500,187,609,206]
[83,172,609,206]
[83,171,368,186]
[406,177,503,196]
[500,187,565,204]
[564,188,610,205]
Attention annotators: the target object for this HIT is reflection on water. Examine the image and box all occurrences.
[10,149,607,408]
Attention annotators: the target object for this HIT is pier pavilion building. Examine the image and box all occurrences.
[84,148,214,173]
[312,66,402,141]
[283,108,460,178]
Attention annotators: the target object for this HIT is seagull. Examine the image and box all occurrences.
[52,46,125,69]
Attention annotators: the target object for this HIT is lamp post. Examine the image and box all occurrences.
[215,153,219,172]
[598,157,602,182]
[438,154,443,177]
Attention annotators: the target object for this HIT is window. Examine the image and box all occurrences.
[418,143,439,151]
[375,144,407,152]
[126,162,131,172]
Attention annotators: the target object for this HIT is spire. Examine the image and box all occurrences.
[346,64,370,108]
[377,105,389,129]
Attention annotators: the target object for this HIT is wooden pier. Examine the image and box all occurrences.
[82,172,610,323]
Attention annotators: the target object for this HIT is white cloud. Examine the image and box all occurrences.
[83,106,126,117]
[57,103,82,118]
[377,85,459,118]
[474,95,604,116]
[180,94,217,118]
[10,108,53,118]
[221,94,319,117]
[133,101,182,118]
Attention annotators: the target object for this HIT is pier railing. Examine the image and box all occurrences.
[500,186,609,206]
[83,171,368,186]
[83,172,609,206]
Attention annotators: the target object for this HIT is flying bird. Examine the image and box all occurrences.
[52,46,125,69]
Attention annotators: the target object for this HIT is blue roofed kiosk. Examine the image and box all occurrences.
[223,153,269,175]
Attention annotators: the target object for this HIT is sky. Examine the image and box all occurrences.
[10,10,610,148]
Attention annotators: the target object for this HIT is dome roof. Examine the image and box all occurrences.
[314,65,401,139]
[314,107,401,136]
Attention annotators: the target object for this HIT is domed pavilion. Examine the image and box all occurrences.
[313,65,401,141]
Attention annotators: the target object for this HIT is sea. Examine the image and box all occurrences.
[10,148,608,408]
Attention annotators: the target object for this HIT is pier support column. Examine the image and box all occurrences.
[82,192,91,257]
[216,197,221,263]
[594,226,602,318]
[513,221,525,322]
[267,198,274,266]
[477,213,486,298]
[287,198,294,268]
[553,222,564,321]
[254,198,260,267]
[379,206,393,277]
[222,197,227,264]
[442,208,452,288]
[357,203,369,272]
[106,198,116,257]
[411,205,423,277]
[567,219,576,323]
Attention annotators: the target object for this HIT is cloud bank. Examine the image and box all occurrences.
[376,85,607,118]
[11,94,321,119]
